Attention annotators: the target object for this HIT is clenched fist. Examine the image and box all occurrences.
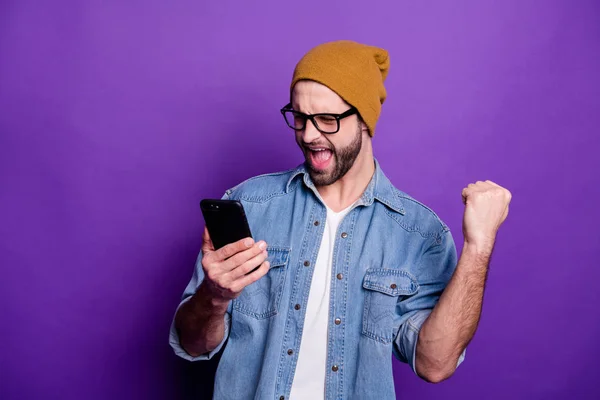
[461,180,512,254]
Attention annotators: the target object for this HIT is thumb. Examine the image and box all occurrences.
[202,227,215,253]
[461,187,469,205]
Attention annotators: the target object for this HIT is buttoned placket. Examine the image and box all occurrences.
[324,205,358,399]
[276,202,327,400]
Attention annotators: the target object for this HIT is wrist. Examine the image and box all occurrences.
[463,238,494,258]
[456,241,492,278]
[195,282,230,313]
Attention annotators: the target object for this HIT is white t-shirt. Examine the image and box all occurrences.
[289,202,355,399]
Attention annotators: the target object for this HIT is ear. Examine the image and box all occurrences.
[360,121,370,136]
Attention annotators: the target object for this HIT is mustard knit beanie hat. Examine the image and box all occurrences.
[290,40,390,136]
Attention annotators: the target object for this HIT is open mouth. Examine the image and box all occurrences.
[307,147,333,171]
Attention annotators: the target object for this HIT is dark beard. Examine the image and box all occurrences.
[307,124,362,186]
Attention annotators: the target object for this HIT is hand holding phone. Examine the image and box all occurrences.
[198,199,270,302]
[199,227,270,302]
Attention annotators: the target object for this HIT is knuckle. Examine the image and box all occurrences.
[201,258,210,270]
[227,253,241,267]
[240,262,253,274]
[222,245,234,258]
[202,258,213,272]
[239,251,253,265]
[206,268,218,282]
[236,240,247,252]
[248,246,259,258]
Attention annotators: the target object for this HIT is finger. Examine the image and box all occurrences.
[486,180,512,199]
[484,180,511,200]
[228,248,269,280]
[467,182,482,195]
[223,241,267,272]
[202,227,215,253]
[205,236,254,264]
[472,180,494,192]
[231,260,270,292]
[461,187,470,204]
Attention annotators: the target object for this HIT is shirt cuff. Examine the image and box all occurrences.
[404,309,431,374]
[401,309,467,375]
[168,297,231,362]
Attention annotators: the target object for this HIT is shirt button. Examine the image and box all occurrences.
[314,220,320,226]
[332,365,339,372]
[304,260,310,267]
[334,318,341,325]
[336,273,343,280]
[341,232,348,238]
[287,349,294,355]
[294,304,301,310]
[280,397,285,400]
[390,283,397,289]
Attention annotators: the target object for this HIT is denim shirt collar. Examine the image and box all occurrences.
[285,158,406,215]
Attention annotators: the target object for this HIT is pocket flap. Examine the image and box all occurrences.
[266,246,291,268]
[362,268,418,296]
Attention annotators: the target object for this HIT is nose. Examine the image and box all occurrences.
[301,119,322,143]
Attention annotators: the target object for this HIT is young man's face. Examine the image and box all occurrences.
[292,80,365,187]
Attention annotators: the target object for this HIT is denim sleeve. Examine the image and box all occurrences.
[392,229,466,374]
[169,249,232,362]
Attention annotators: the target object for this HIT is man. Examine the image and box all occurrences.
[169,40,511,399]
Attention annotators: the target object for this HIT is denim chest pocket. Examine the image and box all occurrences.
[362,268,419,344]
[233,246,290,319]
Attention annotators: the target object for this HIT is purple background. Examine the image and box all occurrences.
[1,1,599,399]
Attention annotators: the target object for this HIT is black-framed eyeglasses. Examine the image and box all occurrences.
[280,103,358,134]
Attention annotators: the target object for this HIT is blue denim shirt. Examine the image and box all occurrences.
[170,160,465,399]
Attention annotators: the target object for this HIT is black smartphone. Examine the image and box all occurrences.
[200,199,253,250]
